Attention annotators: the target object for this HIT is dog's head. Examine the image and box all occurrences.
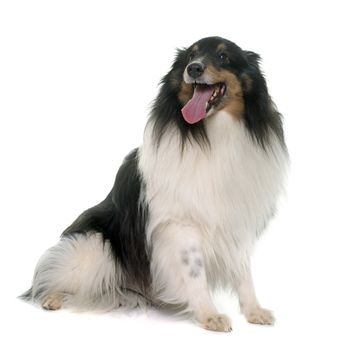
[178,37,248,124]
[152,36,283,148]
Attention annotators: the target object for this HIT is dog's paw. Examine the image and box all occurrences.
[245,307,275,325]
[42,293,64,311]
[202,314,232,332]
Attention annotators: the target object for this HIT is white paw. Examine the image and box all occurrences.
[203,314,232,332]
[42,293,64,311]
[245,307,275,325]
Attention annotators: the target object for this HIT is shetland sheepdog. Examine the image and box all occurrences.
[21,36,288,332]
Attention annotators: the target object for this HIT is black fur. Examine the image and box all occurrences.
[62,148,151,293]
[242,51,285,149]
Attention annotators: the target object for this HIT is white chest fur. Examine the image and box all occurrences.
[139,112,287,285]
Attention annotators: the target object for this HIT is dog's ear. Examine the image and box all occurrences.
[168,48,188,88]
[244,51,261,74]
[241,50,284,148]
[174,47,188,64]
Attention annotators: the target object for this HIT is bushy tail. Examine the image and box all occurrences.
[18,287,33,302]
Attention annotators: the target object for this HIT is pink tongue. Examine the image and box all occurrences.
[181,85,215,124]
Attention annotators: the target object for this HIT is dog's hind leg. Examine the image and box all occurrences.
[24,232,124,311]
[150,222,232,332]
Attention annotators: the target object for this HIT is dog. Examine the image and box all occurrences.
[21,36,288,332]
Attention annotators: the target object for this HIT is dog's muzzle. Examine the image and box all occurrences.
[187,62,205,79]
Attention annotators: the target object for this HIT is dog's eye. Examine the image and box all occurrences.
[218,52,228,61]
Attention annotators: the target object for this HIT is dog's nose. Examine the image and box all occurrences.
[187,63,204,79]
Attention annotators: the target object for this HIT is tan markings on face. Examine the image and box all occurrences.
[170,74,181,90]
[241,72,253,92]
[217,43,227,51]
[206,65,244,118]
[178,81,194,105]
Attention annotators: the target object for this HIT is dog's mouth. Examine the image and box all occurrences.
[181,83,226,124]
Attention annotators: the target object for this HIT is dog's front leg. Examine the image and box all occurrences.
[235,264,275,325]
[151,222,232,332]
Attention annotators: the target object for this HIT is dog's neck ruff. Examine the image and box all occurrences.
[139,111,287,288]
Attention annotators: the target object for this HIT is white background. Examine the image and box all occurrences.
[1,0,349,349]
